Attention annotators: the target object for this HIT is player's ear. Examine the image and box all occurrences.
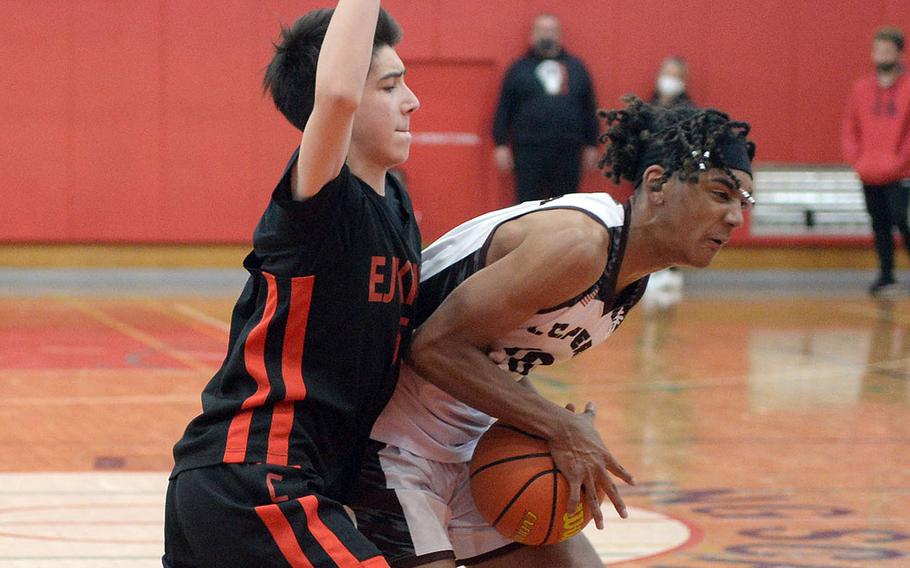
[642,165,666,206]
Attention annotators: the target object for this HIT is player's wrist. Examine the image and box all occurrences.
[535,403,575,443]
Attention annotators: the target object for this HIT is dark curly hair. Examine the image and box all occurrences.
[597,95,756,191]
[263,8,402,131]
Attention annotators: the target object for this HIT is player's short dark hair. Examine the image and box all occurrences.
[263,8,403,131]
[874,26,905,52]
[597,95,756,191]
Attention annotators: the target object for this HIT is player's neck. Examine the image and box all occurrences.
[346,156,388,196]
[619,223,674,290]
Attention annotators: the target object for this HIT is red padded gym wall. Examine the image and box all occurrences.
[2,1,909,243]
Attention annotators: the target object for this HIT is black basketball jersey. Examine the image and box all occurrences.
[171,149,421,499]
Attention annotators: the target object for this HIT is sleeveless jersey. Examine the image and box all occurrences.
[370,193,647,463]
[171,149,421,500]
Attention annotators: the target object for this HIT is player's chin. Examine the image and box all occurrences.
[683,249,717,269]
[388,147,411,168]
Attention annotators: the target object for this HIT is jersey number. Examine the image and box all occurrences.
[503,348,555,376]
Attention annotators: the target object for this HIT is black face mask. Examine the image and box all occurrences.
[877,61,898,73]
[535,38,556,53]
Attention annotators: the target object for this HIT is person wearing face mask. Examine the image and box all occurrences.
[650,56,695,110]
[842,26,910,296]
[492,13,601,203]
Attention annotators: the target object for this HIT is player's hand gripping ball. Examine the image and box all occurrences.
[469,423,603,546]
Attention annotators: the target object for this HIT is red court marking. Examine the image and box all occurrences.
[0,298,225,371]
[612,508,703,566]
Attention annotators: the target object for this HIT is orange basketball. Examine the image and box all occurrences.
[469,422,601,546]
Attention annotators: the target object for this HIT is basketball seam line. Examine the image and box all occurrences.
[492,423,546,441]
[492,469,554,529]
[541,467,558,543]
[469,453,552,479]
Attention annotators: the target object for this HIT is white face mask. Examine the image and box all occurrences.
[657,75,685,98]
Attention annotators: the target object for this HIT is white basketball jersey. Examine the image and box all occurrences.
[370,193,648,463]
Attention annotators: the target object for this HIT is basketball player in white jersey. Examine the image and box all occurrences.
[350,96,757,568]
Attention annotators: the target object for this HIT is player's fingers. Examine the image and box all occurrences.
[565,402,576,413]
[601,473,627,519]
[604,454,635,486]
[585,473,604,530]
[584,401,596,417]
[565,471,581,513]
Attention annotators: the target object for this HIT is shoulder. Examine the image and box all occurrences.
[522,212,610,301]
[274,163,356,210]
[259,162,362,246]
[500,208,610,274]
[562,52,590,69]
[510,54,538,71]
[544,211,610,260]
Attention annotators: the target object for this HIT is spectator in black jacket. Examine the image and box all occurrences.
[492,13,600,203]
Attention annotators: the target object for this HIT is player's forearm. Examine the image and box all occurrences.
[407,334,570,440]
[315,0,380,106]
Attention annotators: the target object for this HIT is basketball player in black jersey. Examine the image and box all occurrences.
[163,2,421,566]
[350,97,756,567]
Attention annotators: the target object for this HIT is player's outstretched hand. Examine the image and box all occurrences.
[548,402,635,530]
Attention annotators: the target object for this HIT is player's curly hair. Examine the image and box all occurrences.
[597,95,756,190]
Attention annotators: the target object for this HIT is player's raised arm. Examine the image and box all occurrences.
[293,0,380,200]
[405,209,635,527]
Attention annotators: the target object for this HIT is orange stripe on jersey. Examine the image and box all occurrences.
[223,272,279,463]
[254,503,316,568]
[282,276,313,399]
[267,275,314,466]
[298,495,366,566]
[267,400,294,466]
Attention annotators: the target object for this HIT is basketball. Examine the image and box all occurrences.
[469,422,601,546]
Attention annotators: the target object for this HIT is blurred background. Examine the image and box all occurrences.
[3,0,909,260]
[2,3,909,566]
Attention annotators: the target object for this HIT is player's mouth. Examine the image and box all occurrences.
[707,236,728,250]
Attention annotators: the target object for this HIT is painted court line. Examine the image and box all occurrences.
[59,298,215,374]
[1,394,198,407]
[172,302,231,334]
[0,473,694,567]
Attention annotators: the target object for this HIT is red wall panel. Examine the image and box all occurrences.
[2,2,72,240]
[2,1,909,243]
[403,61,499,241]
[158,1,261,242]
[68,1,163,241]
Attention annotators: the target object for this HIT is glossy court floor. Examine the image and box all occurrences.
[1,268,908,568]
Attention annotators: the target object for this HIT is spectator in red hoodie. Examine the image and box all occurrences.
[842,26,910,296]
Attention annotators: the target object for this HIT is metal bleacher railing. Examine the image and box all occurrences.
[750,165,869,238]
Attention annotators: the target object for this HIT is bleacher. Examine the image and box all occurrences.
[750,166,869,237]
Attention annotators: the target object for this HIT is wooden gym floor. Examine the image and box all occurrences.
[1,260,908,567]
